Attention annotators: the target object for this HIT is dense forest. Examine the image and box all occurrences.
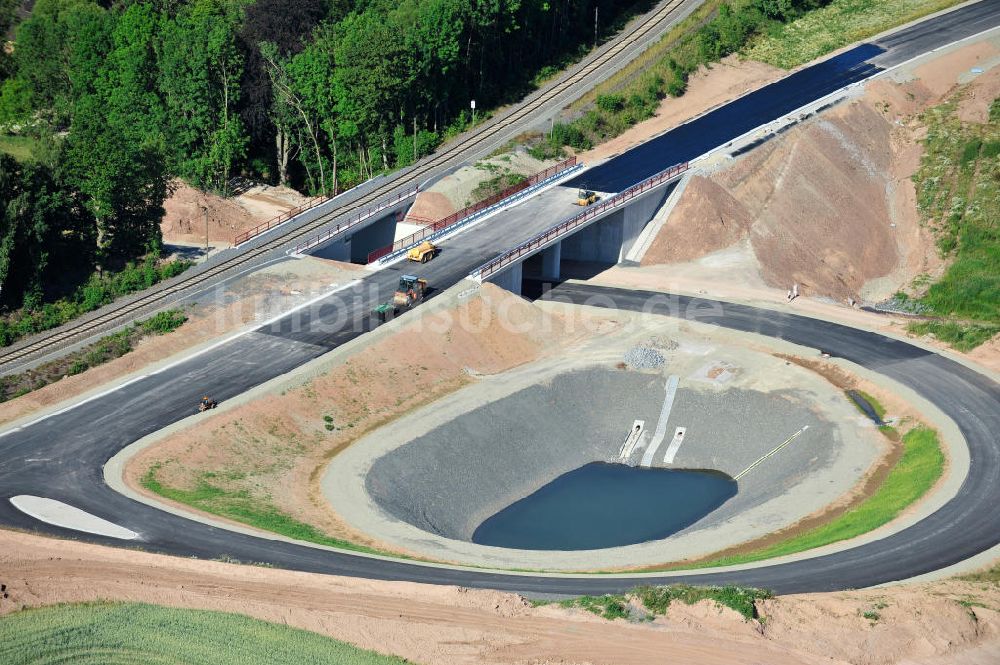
[0,0,645,323]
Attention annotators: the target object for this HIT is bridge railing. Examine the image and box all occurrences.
[366,156,578,264]
[470,161,689,282]
[233,194,332,246]
[289,186,419,255]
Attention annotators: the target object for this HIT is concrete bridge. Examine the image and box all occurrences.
[475,162,688,295]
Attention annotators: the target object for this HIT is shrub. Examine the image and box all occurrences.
[596,93,625,113]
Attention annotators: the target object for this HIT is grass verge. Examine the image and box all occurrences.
[905,89,1000,350]
[0,309,188,402]
[140,465,398,559]
[744,0,965,69]
[546,584,772,622]
[0,601,412,665]
[683,426,944,569]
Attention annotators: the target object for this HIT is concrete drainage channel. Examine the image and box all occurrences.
[323,326,885,571]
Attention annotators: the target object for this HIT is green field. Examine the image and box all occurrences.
[683,426,944,569]
[0,602,412,665]
[744,0,965,69]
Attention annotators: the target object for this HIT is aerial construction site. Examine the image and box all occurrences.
[1,1,1000,663]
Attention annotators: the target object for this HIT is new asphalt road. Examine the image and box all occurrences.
[1,2,999,595]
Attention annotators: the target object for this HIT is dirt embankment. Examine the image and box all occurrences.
[2,529,999,665]
[641,40,1000,305]
[126,284,579,554]
[405,151,556,224]
[161,180,310,246]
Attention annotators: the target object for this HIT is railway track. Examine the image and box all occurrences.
[0,0,695,372]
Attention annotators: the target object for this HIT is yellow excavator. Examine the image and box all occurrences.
[576,189,599,206]
[407,241,438,263]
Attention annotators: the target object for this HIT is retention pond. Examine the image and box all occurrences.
[472,462,737,551]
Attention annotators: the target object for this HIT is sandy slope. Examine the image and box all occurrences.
[1,529,997,665]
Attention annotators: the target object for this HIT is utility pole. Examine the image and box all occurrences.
[203,205,209,251]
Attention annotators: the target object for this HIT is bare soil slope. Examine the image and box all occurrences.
[642,40,1000,304]
[2,529,998,665]
[161,180,310,246]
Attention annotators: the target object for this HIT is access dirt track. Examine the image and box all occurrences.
[2,529,999,665]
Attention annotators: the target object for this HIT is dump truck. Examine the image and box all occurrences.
[393,275,427,309]
[576,189,599,206]
[407,241,437,263]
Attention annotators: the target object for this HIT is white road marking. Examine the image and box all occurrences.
[641,375,679,467]
[10,495,139,540]
[734,426,810,480]
[662,426,687,464]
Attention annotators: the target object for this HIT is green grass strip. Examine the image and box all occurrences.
[141,466,400,559]
[684,426,944,569]
[744,0,966,69]
[0,602,413,665]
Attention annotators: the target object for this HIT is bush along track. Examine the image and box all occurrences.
[542,584,773,622]
[0,255,192,349]
[0,309,188,403]
[906,91,1000,351]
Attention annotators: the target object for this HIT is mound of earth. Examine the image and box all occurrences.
[161,180,310,246]
[642,40,1000,303]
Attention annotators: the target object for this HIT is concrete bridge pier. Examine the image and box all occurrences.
[541,242,562,281]
[488,262,523,296]
[308,207,411,264]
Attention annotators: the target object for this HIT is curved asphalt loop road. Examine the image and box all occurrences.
[1,2,999,595]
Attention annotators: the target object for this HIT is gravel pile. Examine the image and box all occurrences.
[866,295,929,316]
[623,347,665,370]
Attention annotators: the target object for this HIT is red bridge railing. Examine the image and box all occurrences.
[290,187,419,255]
[366,156,578,264]
[233,194,331,246]
[471,161,689,281]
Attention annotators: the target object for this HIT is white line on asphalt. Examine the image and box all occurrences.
[734,426,810,481]
[641,375,679,467]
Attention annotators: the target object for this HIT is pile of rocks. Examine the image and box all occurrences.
[623,347,665,370]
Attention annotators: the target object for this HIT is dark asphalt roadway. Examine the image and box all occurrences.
[1,2,999,595]
[567,0,1000,192]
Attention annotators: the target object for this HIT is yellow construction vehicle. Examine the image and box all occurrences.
[393,275,427,309]
[576,189,599,206]
[407,241,438,263]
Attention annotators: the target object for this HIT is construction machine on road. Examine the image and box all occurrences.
[576,189,599,206]
[393,275,427,309]
[407,241,438,263]
[198,396,218,412]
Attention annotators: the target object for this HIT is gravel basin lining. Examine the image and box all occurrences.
[368,367,836,543]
